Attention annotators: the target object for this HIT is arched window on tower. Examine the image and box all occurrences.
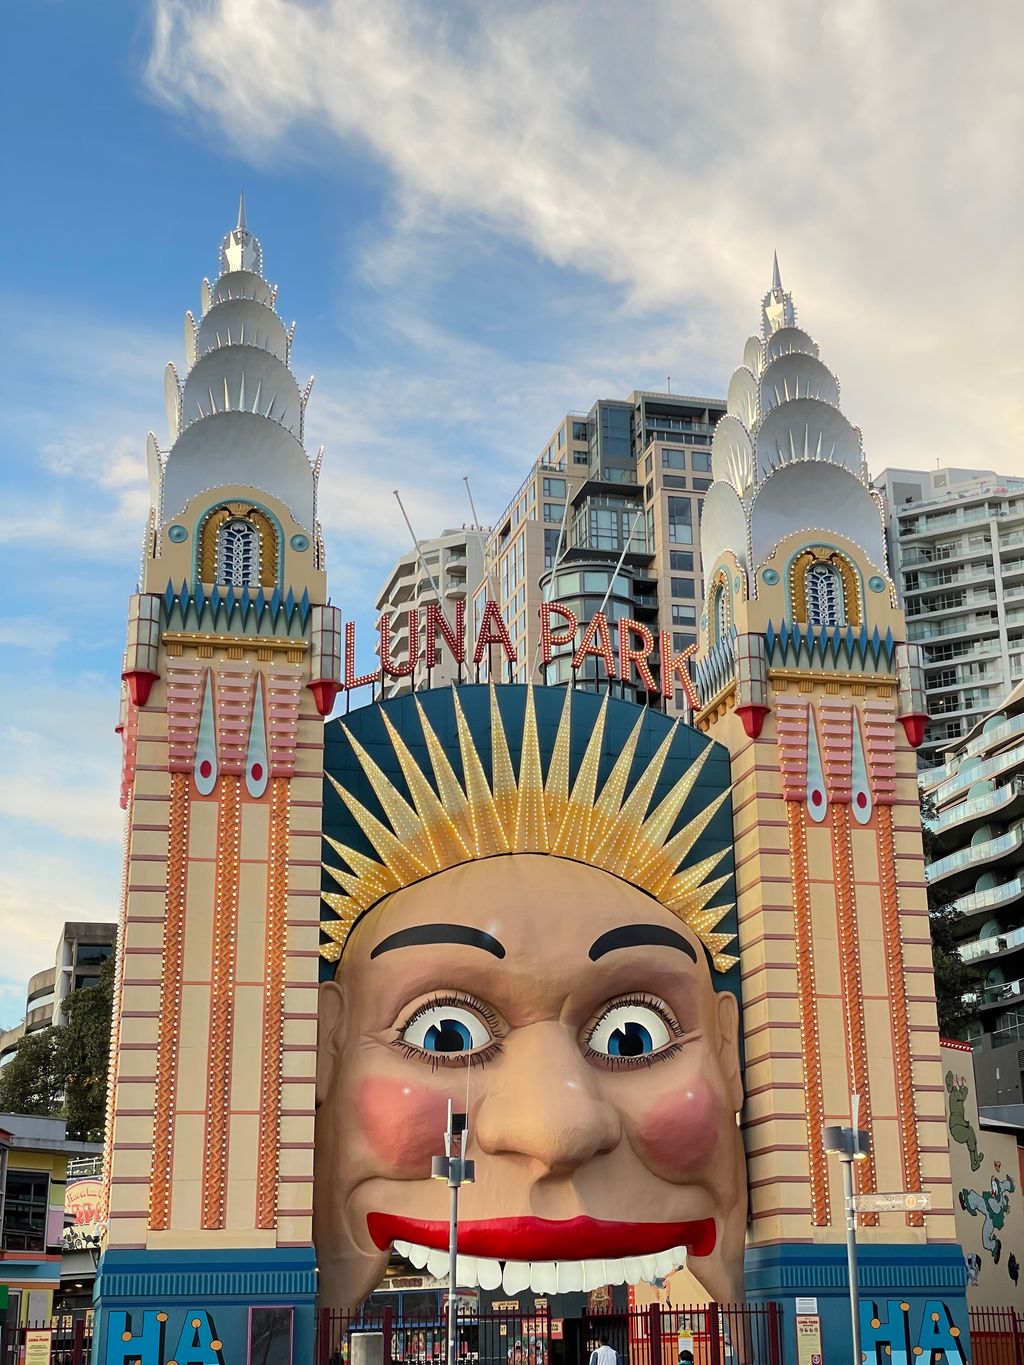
[215,517,261,587]
[711,582,728,644]
[805,561,846,627]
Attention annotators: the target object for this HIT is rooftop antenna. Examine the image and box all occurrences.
[463,475,482,531]
[667,376,671,394]
[393,490,440,600]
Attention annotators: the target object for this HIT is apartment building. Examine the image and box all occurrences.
[373,527,489,699]
[0,922,116,1066]
[922,681,1024,1106]
[873,467,1024,768]
[475,392,725,712]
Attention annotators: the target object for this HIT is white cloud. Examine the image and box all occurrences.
[146,0,1024,476]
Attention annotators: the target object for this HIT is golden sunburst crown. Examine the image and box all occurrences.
[321,685,737,971]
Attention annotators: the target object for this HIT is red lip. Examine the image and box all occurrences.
[367,1214,716,1260]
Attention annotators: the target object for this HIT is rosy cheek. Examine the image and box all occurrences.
[631,1079,722,1176]
[356,1078,451,1173]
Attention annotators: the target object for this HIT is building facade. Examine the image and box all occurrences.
[0,922,116,1067]
[374,527,488,699]
[923,680,1024,1104]
[873,467,1024,769]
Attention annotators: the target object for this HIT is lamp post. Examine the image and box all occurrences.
[824,1095,872,1365]
[431,1101,475,1365]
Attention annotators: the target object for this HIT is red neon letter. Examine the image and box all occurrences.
[572,612,616,679]
[380,610,417,678]
[618,618,658,691]
[660,630,698,708]
[473,599,516,667]
[426,601,465,670]
[344,619,381,690]
[540,601,579,665]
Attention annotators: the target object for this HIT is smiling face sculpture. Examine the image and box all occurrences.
[314,687,746,1309]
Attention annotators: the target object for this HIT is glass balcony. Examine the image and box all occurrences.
[951,876,1024,918]
[930,740,1024,803]
[927,825,1024,884]
[978,976,1024,1008]
[959,712,1024,760]
[931,778,1024,837]
[961,923,1024,963]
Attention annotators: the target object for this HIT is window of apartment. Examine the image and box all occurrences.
[543,502,563,523]
[674,689,693,710]
[671,577,695,599]
[544,528,561,569]
[646,506,656,555]
[662,448,686,470]
[645,480,654,503]
[667,496,693,545]
[663,475,687,490]
[2,1170,49,1252]
[645,453,653,476]
[557,429,565,449]
[574,451,589,464]
[572,421,588,442]
[670,551,694,571]
[929,668,958,689]
[689,439,711,452]
[543,477,566,497]
[672,632,696,652]
[693,477,713,492]
[671,604,697,626]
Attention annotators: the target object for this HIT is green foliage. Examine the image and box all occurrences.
[0,1026,65,1117]
[0,954,115,1142]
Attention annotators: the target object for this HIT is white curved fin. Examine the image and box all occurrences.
[245,675,270,798]
[194,670,218,796]
[851,709,872,825]
[806,709,828,822]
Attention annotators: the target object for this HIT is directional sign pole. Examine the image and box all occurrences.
[824,1095,872,1365]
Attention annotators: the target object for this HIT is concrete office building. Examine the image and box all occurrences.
[0,922,116,1066]
[922,680,1024,1106]
[873,466,1024,769]
[373,526,489,699]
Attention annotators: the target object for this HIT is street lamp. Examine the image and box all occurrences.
[431,1101,475,1365]
[824,1095,872,1365]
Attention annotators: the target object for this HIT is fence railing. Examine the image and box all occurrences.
[316,1303,784,1365]
[0,1319,92,1365]
[968,1307,1024,1365]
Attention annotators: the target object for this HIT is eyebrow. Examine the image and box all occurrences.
[588,924,698,963]
[370,924,506,959]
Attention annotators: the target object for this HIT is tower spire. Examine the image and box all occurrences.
[237,190,247,231]
[772,250,782,292]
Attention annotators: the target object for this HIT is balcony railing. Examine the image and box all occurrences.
[929,740,1024,803]
[961,923,1024,963]
[978,976,1024,1007]
[931,778,1024,833]
[927,825,1024,883]
[958,713,1024,761]
[950,876,1024,918]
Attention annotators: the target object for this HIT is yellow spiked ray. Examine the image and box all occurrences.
[322,684,737,969]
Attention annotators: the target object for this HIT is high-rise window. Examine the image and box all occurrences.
[667,497,693,545]
[215,518,261,587]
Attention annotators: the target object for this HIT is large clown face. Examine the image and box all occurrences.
[314,854,745,1309]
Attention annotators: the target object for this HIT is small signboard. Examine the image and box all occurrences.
[850,1191,932,1213]
[24,1328,54,1365]
[795,1315,823,1365]
[551,1321,564,1341]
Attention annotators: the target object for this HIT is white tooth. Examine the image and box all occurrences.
[652,1249,677,1278]
[622,1256,643,1284]
[556,1261,584,1293]
[672,1243,688,1270]
[456,1255,478,1287]
[639,1256,659,1283]
[477,1256,503,1291]
[581,1260,607,1291]
[393,1240,412,1258]
[407,1242,430,1270]
[530,1261,557,1293]
[426,1250,450,1278]
[604,1256,627,1286]
[502,1260,531,1294]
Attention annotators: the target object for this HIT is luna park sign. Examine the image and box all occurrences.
[343,599,699,706]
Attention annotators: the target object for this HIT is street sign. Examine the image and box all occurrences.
[850,1191,932,1212]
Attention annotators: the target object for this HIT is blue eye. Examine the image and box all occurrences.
[402,1005,491,1054]
[589,1004,673,1059]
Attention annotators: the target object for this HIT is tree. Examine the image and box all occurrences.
[920,790,980,1039]
[0,954,115,1141]
[0,1026,65,1117]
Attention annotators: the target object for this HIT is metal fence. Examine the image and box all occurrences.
[0,1319,92,1365]
[316,1303,784,1365]
[968,1308,1024,1365]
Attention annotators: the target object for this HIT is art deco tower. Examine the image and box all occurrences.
[693,262,966,1343]
[96,202,341,1360]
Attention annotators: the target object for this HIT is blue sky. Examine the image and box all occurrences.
[1,0,1021,1025]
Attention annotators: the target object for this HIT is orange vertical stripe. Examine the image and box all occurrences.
[877,803,925,1227]
[202,775,241,1229]
[150,772,189,1229]
[786,802,830,1224]
[256,777,289,1229]
[832,803,879,1225]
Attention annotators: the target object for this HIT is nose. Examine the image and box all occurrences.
[474,1021,621,1175]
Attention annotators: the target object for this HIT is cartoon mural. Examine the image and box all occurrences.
[314,684,746,1310]
[942,1039,1024,1307]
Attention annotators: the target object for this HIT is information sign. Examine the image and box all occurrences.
[795,1314,823,1365]
[850,1191,932,1213]
[24,1329,53,1365]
